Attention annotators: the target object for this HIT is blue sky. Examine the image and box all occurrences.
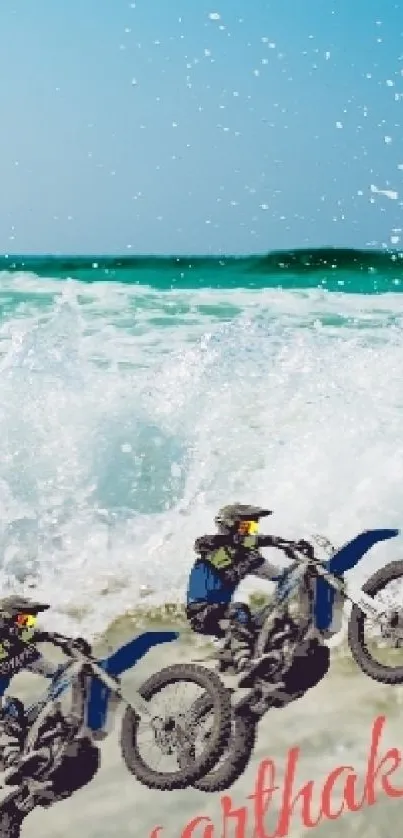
[1,0,403,254]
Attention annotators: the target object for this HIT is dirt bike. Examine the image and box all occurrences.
[0,629,232,837]
[189,527,403,792]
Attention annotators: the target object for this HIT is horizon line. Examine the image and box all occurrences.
[0,245,397,261]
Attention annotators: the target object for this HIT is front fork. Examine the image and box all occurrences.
[313,561,387,623]
[87,660,153,721]
[315,562,403,643]
[352,589,386,620]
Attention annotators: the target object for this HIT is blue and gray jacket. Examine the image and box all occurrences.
[186,533,285,607]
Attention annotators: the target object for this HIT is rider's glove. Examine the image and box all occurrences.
[47,633,91,657]
[295,539,314,558]
[70,637,92,656]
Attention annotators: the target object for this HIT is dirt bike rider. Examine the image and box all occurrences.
[186,504,312,675]
[0,595,89,773]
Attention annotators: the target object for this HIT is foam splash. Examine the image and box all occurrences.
[0,275,402,637]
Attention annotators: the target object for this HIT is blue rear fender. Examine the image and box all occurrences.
[315,528,400,632]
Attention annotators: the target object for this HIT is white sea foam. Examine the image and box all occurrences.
[0,272,402,637]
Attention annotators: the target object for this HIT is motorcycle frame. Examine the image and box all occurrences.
[0,629,180,791]
[0,631,184,811]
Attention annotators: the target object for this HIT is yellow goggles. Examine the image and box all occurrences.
[237,520,259,536]
[15,613,37,630]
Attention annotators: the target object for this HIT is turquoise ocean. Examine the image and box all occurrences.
[1,246,403,639]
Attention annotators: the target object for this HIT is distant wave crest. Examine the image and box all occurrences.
[1,247,403,292]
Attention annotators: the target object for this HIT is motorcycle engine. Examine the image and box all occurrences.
[265,614,301,673]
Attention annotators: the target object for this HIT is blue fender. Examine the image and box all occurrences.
[101,631,179,678]
[314,528,399,631]
[87,630,179,733]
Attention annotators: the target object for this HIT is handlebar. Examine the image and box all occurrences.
[278,540,312,560]
[283,541,324,568]
[49,637,126,702]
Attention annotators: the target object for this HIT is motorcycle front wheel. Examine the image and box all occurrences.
[348,559,403,684]
[120,662,232,791]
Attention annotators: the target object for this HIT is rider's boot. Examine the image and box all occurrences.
[228,628,255,674]
[225,602,256,674]
[237,615,292,688]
